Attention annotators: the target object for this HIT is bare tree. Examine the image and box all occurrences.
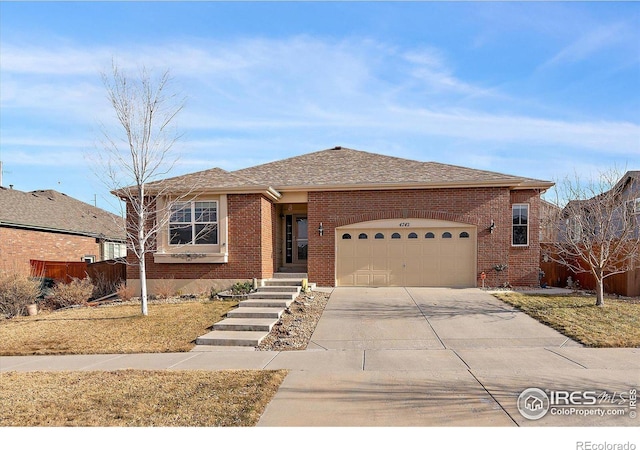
[544,169,639,306]
[96,62,186,316]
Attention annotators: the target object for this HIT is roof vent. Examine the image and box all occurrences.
[333,146,342,150]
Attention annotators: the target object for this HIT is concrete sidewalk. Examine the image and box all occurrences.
[2,287,638,427]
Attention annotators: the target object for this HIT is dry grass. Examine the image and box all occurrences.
[494,292,640,347]
[0,300,237,355]
[0,369,287,426]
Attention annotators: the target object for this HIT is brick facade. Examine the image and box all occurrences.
[128,193,277,283]
[130,187,543,289]
[307,187,542,287]
[0,226,101,272]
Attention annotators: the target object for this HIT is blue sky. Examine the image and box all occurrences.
[1,1,639,214]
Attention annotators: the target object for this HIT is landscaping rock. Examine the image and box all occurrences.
[256,291,330,351]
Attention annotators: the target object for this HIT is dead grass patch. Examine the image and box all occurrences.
[0,369,287,426]
[0,300,237,356]
[494,292,640,347]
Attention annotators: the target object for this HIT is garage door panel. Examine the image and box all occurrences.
[336,222,476,287]
[372,273,388,286]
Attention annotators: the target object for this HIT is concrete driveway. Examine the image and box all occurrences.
[257,287,639,427]
[2,287,638,427]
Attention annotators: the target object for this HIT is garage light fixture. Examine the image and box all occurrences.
[318,222,324,236]
[489,219,496,234]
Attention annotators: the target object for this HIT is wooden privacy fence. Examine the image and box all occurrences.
[30,259,87,283]
[30,259,126,287]
[540,245,640,297]
[87,259,127,288]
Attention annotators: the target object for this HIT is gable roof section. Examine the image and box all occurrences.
[0,188,125,241]
[116,147,553,197]
[116,167,281,200]
[233,147,553,191]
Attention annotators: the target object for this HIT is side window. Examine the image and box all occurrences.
[512,204,529,246]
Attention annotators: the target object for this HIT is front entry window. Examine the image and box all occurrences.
[286,215,308,264]
[295,217,308,262]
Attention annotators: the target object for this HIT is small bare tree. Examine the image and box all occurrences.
[544,169,639,306]
[96,62,186,316]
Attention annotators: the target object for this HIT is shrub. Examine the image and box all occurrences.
[48,277,94,309]
[0,266,40,318]
[230,281,253,295]
[116,282,136,302]
[154,278,176,299]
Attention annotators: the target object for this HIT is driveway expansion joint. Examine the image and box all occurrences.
[544,347,589,369]
[465,368,520,427]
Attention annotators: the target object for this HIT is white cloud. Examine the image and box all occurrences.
[1,34,638,172]
[539,22,631,70]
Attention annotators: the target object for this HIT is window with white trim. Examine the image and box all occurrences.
[104,242,127,259]
[512,204,529,246]
[169,201,218,245]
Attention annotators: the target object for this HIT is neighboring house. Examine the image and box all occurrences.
[119,147,554,293]
[539,199,561,244]
[0,187,126,272]
[541,170,639,296]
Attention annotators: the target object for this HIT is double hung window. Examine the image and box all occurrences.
[512,204,529,246]
[169,201,218,245]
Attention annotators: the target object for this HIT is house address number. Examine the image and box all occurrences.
[399,222,410,227]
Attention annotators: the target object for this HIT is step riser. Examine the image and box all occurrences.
[249,293,297,300]
[213,324,273,332]
[272,273,307,279]
[227,311,282,319]
[263,280,302,287]
[240,300,293,308]
[257,286,301,293]
[195,337,262,347]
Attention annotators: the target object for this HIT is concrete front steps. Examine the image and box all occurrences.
[195,274,308,348]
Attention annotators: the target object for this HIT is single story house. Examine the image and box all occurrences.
[122,147,554,293]
[0,187,126,272]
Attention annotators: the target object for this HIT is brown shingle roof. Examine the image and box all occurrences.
[117,147,553,195]
[141,167,263,193]
[0,188,125,241]
[233,147,552,190]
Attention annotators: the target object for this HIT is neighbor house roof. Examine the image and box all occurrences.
[117,147,554,196]
[0,187,125,241]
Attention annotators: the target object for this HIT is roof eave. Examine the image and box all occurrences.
[274,179,554,192]
[0,220,125,242]
[148,185,283,200]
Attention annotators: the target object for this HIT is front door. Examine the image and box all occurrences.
[294,216,308,264]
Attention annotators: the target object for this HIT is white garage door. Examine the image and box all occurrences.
[336,219,477,287]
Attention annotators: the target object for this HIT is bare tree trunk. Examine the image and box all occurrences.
[595,268,604,307]
[139,253,148,316]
